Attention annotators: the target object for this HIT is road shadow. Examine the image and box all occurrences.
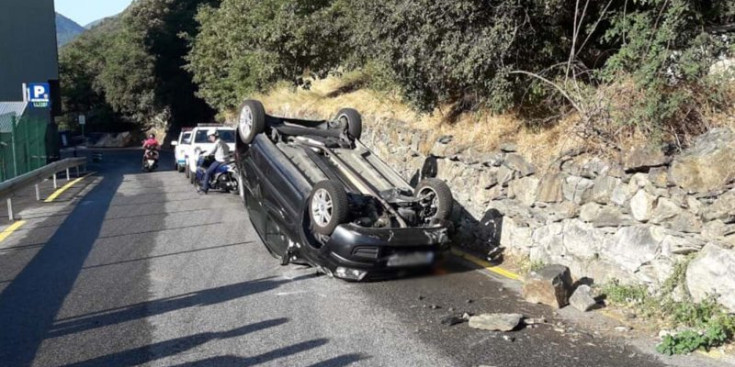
[49,274,313,339]
[0,149,179,366]
[168,342,368,367]
[0,153,129,366]
[65,319,289,367]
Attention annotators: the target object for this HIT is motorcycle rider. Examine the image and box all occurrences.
[197,129,230,194]
[142,133,160,169]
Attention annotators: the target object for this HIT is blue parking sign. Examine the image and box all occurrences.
[27,83,51,107]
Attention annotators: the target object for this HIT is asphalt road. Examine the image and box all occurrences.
[0,149,683,367]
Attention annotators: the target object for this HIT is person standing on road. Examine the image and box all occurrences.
[198,129,230,194]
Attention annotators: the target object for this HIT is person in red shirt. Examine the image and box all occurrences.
[142,133,160,169]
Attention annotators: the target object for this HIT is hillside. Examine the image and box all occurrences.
[55,13,85,47]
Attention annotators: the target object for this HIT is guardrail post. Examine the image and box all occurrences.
[35,184,41,201]
[66,168,70,181]
[75,166,79,178]
[53,174,57,189]
[7,198,13,221]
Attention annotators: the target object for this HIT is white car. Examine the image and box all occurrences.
[171,129,192,172]
[184,126,236,181]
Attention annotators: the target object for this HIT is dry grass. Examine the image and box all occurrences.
[233,73,734,169]
[245,74,587,170]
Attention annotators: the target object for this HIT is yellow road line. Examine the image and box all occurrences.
[451,248,522,281]
[44,173,93,203]
[0,220,26,242]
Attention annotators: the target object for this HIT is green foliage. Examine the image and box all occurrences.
[598,0,734,135]
[603,259,735,356]
[601,280,649,305]
[185,0,351,111]
[59,0,214,131]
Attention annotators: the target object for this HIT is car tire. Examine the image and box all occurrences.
[336,108,362,140]
[415,178,453,221]
[309,180,349,235]
[238,100,266,144]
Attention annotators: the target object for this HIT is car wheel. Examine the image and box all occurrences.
[309,180,349,235]
[336,108,362,140]
[238,100,266,144]
[415,178,453,221]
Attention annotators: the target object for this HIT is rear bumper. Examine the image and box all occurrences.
[311,223,451,280]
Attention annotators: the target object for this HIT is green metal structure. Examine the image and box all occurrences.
[0,114,48,182]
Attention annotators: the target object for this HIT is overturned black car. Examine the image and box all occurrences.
[234,100,453,280]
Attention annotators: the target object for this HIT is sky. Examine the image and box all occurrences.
[54,0,134,26]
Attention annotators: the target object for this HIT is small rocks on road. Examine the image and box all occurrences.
[468,313,524,332]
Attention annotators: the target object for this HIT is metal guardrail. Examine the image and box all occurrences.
[0,157,87,220]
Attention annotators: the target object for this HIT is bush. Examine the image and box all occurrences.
[186,0,351,111]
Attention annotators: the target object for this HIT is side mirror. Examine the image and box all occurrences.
[171,141,178,146]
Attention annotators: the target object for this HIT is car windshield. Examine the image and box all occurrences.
[181,132,192,145]
[194,129,235,143]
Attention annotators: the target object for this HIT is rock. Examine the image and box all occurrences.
[648,167,669,188]
[570,285,598,312]
[703,190,735,223]
[668,211,702,233]
[497,165,517,187]
[536,173,565,203]
[685,196,703,216]
[702,220,727,240]
[710,58,735,78]
[437,135,453,144]
[468,313,523,331]
[630,190,656,222]
[480,152,504,167]
[660,234,705,255]
[611,182,637,206]
[563,176,594,204]
[686,244,735,312]
[579,203,630,227]
[603,226,664,273]
[480,168,499,189]
[589,176,621,204]
[547,201,579,222]
[650,198,682,224]
[630,173,653,189]
[522,264,573,308]
[499,217,533,250]
[624,146,667,172]
[500,143,518,153]
[579,157,611,179]
[504,154,535,177]
[508,177,540,207]
[562,220,608,259]
[669,128,735,193]
[579,203,602,223]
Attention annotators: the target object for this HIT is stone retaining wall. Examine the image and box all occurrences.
[274,107,735,311]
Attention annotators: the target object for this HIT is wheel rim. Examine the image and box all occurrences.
[311,188,333,227]
[418,187,439,218]
[239,106,253,139]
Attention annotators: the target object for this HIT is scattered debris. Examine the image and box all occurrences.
[522,264,573,308]
[466,299,474,304]
[569,285,598,312]
[441,315,467,326]
[502,335,515,342]
[430,304,441,310]
[615,326,632,333]
[468,313,524,331]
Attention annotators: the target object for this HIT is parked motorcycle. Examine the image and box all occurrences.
[142,145,159,172]
[194,153,239,193]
